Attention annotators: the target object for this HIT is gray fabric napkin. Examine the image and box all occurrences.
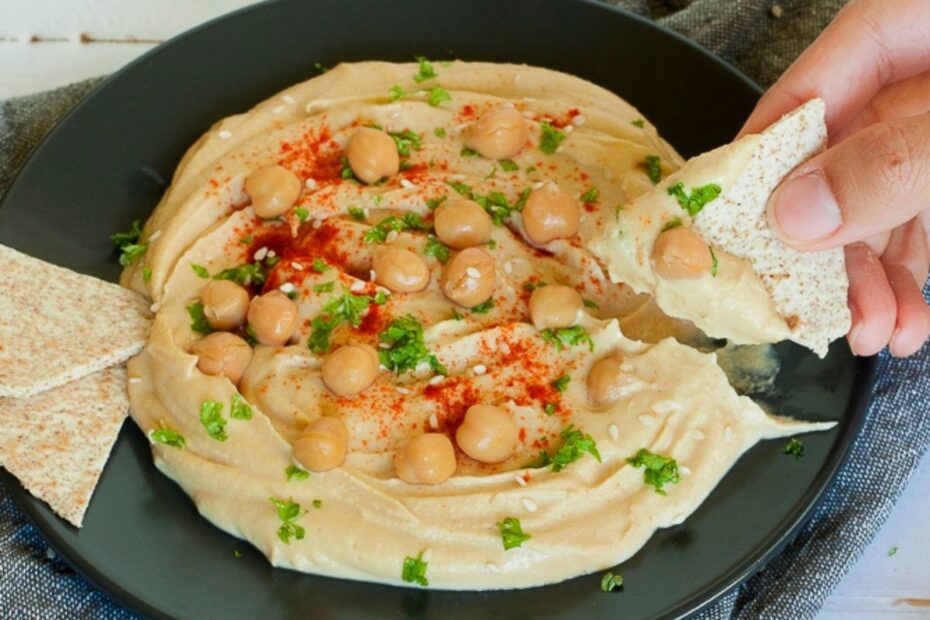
[3,1,929,618]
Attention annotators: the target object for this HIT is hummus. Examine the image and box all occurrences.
[124,61,832,589]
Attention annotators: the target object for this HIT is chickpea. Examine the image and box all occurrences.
[441,247,496,308]
[293,416,349,472]
[372,246,430,293]
[433,199,493,249]
[651,226,714,279]
[455,405,519,464]
[244,165,302,218]
[345,127,400,184]
[394,433,457,485]
[529,285,582,330]
[463,107,529,160]
[321,344,380,397]
[586,354,628,408]
[190,332,253,384]
[522,183,579,244]
[247,290,299,346]
[200,280,250,330]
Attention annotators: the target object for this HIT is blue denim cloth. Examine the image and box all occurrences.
[4,1,929,618]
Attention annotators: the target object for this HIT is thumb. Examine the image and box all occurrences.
[767,112,930,250]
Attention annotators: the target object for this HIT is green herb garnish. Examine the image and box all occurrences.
[710,246,719,277]
[389,129,422,156]
[313,281,335,293]
[424,235,451,264]
[601,571,623,592]
[627,448,681,495]
[460,147,479,158]
[413,56,437,83]
[499,159,519,172]
[631,118,645,128]
[348,206,366,222]
[580,187,599,203]
[285,465,310,481]
[269,497,305,544]
[550,425,601,472]
[551,375,570,392]
[150,428,185,449]
[187,302,213,335]
[582,299,599,310]
[294,206,310,222]
[402,551,429,587]
[498,517,531,550]
[544,403,556,416]
[783,437,804,459]
[644,155,662,184]
[111,220,148,266]
[539,122,566,154]
[340,155,356,180]
[190,263,209,278]
[540,325,594,352]
[240,234,253,244]
[667,182,722,217]
[312,258,331,272]
[378,314,445,375]
[199,400,227,442]
[661,217,682,232]
[230,393,252,420]
[426,195,447,210]
[363,213,426,244]
[312,499,323,509]
[470,298,494,314]
[214,262,266,286]
[433,127,446,138]
[142,267,152,282]
[388,85,451,107]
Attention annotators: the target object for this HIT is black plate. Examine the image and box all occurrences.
[0,1,876,618]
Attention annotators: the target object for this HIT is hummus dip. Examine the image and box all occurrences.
[124,61,832,589]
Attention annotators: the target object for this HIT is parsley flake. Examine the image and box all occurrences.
[580,187,599,203]
[378,314,445,375]
[313,281,335,293]
[285,465,310,481]
[348,206,366,222]
[551,375,570,392]
[783,437,804,459]
[187,302,213,335]
[424,235,451,264]
[540,325,594,352]
[340,155,357,181]
[427,87,451,107]
[413,56,437,83]
[601,571,624,592]
[627,448,681,495]
[214,262,266,286]
[631,118,645,128]
[460,146,479,158]
[402,551,429,587]
[470,298,494,314]
[269,497,305,544]
[142,267,152,282]
[150,428,185,449]
[111,220,148,266]
[433,127,446,138]
[551,425,601,472]
[888,546,898,557]
[389,129,422,156]
[307,289,374,353]
[498,516,531,550]
[644,155,662,184]
[499,159,519,172]
[583,299,599,310]
[539,122,566,154]
[312,499,323,509]
[230,393,252,420]
[544,403,556,416]
[118,243,147,267]
[710,246,719,277]
[426,195,447,210]
[312,258,331,272]
[661,217,683,232]
[363,213,426,244]
[200,400,227,442]
[190,263,210,278]
[294,206,310,222]
[667,182,722,217]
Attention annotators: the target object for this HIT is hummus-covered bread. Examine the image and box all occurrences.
[587,99,850,357]
[123,61,834,589]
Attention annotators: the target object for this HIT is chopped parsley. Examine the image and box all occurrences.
[499,159,519,172]
[285,465,310,481]
[314,62,329,74]
[888,546,898,557]
[451,308,463,321]
[214,262,266,286]
[426,195,447,210]
[187,302,213,335]
[111,220,147,266]
[460,147,479,158]
[427,87,452,107]
[307,289,374,353]
[709,246,719,277]
[444,181,528,226]
[240,234,253,244]
[550,425,601,472]
[644,155,662,184]
[348,206,366,222]
[142,267,152,282]
[661,217,683,232]
[433,127,446,138]
[498,517,531,550]
[413,56,437,83]
[487,239,497,250]
[627,448,681,495]
[601,571,624,592]
[233,550,242,558]
[631,118,645,128]
[190,263,209,278]
[378,314,445,375]
[402,551,429,587]
[363,213,426,244]
[544,403,556,416]
[150,428,185,449]
[340,155,356,180]
[312,499,323,509]
[551,375,570,392]
[783,437,804,459]
[523,280,546,292]
[313,281,335,293]
[667,182,722,217]
[389,129,422,156]
[580,187,599,203]
[269,497,305,544]
[539,122,566,154]
[230,393,252,420]
[312,258,331,272]
[470,298,494,314]
[388,85,451,107]
[540,325,594,352]
[294,206,310,222]
[199,400,228,442]
[424,235,451,264]
[583,299,599,310]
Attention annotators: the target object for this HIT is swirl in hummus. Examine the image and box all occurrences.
[123,61,833,589]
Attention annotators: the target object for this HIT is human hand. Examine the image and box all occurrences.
[740,0,930,357]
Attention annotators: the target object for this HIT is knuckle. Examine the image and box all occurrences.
[863,122,918,190]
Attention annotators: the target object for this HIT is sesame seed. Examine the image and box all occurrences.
[364,207,371,217]
[385,230,399,243]
[472,364,487,375]
[429,413,439,429]
[272,105,285,114]
[370,270,377,281]
[312,218,322,229]
[282,94,296,105]
[279,282,296,294]
[638,414,657,427]
[652,400,681,415]
[485,562,501,573]
[148,230,161,241]
[499,342,511,355]
[421,548,433,562]
[254,247,269,261]
[564,125,573,134]
[521,110,535,119]
[350,280,365,292]
[415,361,432,373]
[724,426,734,442]
[292,261,305,271]
[515,474,527,487]
[555,146,564,153]
[267,250,276,258]
[532,181,545,190]
[400,179,415,189]
[449,174,466,181]
[571,114,586,126]
[128,377,142,384]
[608,424,620,441]
[379,343,391,349]
[305,178,318,190]
[465,266,481,278]
[396,386,411,395]
[428,375,444,386]
[150,302,161,312]
[503,260,513,274]
[218,130,232,139]
[680,466,692,476]
[521,498,538,512]
[692,429,706,440]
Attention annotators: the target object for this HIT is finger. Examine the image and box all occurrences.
[739,0,930,137]
[845,243,896,356]
[766,112,930,249]
[835,69,930,142]
[880,220,930,356]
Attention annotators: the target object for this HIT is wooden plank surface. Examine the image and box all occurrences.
[2,1,928,616]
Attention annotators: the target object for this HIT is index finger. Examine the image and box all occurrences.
[738,0,930,138]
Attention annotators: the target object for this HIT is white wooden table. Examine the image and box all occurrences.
[2,2,928,617]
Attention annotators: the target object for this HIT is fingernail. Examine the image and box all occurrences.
[769,171,843,242]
